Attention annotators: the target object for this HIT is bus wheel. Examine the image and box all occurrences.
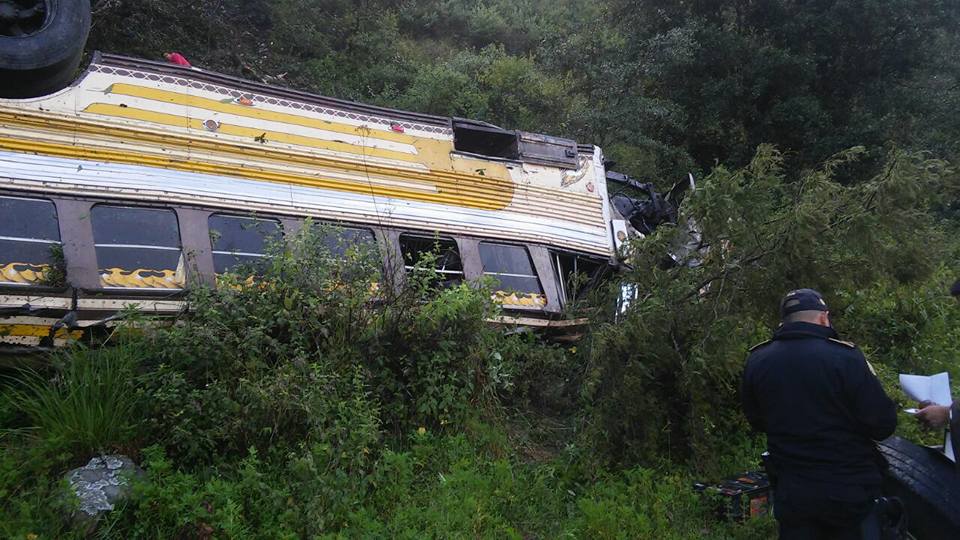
[0,0,90,98]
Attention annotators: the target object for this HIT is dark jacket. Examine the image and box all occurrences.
[741,322,897,486]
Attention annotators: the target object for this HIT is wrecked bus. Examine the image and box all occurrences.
[0,51,679,349]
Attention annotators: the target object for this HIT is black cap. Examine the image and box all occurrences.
[951,279,960,297]
[780,288,828,319]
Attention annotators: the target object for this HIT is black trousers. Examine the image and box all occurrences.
[774,476,881,540]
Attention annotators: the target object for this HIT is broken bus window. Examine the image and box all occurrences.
[452,120,518,160]
[554,252,606,303]
[399,234,464,288]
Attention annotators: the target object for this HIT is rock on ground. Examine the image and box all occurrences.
[66,455,143,518]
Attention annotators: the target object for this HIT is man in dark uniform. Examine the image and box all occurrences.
[741,289,897,539]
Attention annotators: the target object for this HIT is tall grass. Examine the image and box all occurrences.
[2,345,141,454]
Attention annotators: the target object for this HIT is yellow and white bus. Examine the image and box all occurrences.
[0,52,668,348]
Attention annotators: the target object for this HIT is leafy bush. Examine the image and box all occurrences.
[134,225,512,468]
[96,429,771,539]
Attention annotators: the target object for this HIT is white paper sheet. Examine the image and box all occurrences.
[899,372,952,406]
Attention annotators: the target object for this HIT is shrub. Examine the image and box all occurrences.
[134,225,510,468]
[571,468,710,539]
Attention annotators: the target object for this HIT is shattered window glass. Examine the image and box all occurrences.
[209,214,281,274]
[91,205,184,289]
[399,234,463,288]
[0,195,62,287]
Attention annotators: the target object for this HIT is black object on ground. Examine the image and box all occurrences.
[694,470,773,522]
[878,436,960,540]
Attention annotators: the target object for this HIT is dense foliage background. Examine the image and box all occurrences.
[87,0,960,182]
[1,0,959,537]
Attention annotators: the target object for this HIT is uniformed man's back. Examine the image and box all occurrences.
[743,323,897,485]
[740,289,897,540]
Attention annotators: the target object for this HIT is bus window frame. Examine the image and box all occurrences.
[208,212,283,275]
[446,236,563,313]
[397,232,466,289]
[89,203,187,292]
[1,190,573,312]
[0,194,64,290]
[551,250,610,306]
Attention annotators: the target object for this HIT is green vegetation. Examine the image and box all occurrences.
[2,148,957,537]
[3,345,141,456]
[87,0,960,181]
[582,146,958,469]
[0,1,958,537]
[0,224,779,538]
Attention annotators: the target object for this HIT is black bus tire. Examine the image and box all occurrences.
[878,436,960,540]
[0,0,91,98]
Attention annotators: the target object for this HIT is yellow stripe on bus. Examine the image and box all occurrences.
[0,324,82,339]
[104,83,423,145]
[83,103,421,165]
[0,110,518,210]
[92,84,521,185]
[0,137,513,210]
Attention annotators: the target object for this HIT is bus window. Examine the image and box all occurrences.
[478,242,546,307]
[209,214,281,274]
[399,234,463,288]
[309,223,380,291]
[91,205,184,290]
[314,223,377,259]
[0,195,62,287]
[554,252,606,303]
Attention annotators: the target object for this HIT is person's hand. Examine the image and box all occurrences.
[916,404,950,429]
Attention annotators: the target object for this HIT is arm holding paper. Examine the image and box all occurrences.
[916,400,959,466]
[916,401,955,429]
[899,372,953,428]
[900,371,957,463]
